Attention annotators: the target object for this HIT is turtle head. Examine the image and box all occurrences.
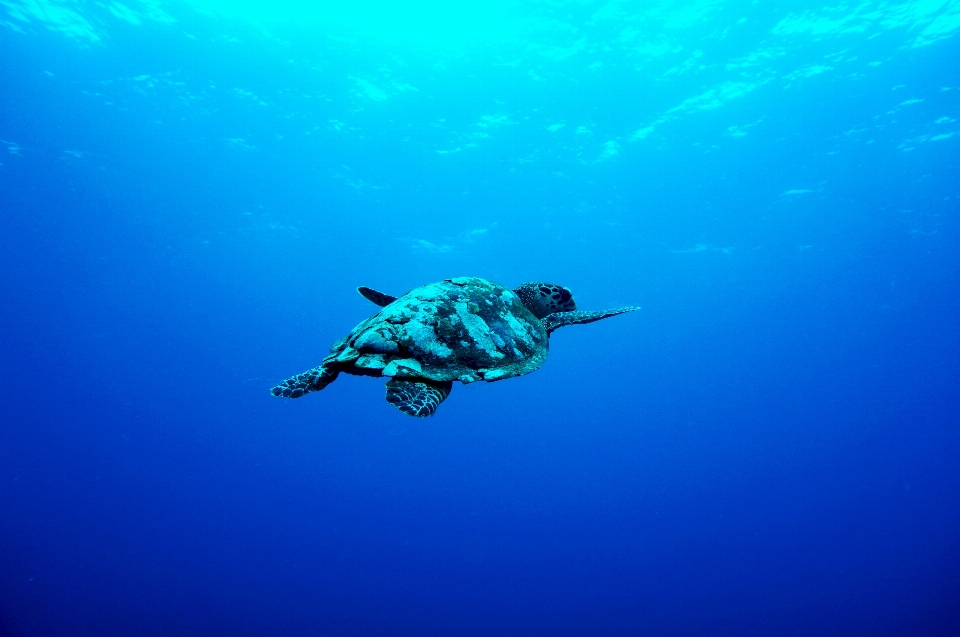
[513,282,578,319]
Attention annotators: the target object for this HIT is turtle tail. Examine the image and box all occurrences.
[270,363,340,399]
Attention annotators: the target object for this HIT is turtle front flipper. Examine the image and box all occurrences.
[271,363,340,398]
[385,379,453,417]
[541,306,641,335]
[357,286,398,307]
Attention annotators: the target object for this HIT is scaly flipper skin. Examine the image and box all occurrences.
[385,379,453,417]
[271,364,340,398]
[541,307,641,335]
[357,286,398,307]
[270,278,639,416]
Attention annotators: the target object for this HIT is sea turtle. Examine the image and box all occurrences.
[270,277,639,417]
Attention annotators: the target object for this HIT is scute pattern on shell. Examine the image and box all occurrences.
[332,277,549,384]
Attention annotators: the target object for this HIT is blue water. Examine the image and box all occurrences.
[2,1,959,635]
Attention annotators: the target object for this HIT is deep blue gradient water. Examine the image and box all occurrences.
[2,1,959,635]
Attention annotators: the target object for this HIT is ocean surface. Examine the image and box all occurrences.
[1,1,959,635]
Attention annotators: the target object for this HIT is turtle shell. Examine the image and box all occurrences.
[327,277,548,384]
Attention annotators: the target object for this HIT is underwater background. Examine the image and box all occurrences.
[1,1,959,635]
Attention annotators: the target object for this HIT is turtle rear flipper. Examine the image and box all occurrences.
[271,363,340,398]
[357,286,398,307]
[385,379,452,417]
[541,306,641,335]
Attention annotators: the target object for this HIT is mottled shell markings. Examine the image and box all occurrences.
[270,276,640,417]
[454,301,505,360]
